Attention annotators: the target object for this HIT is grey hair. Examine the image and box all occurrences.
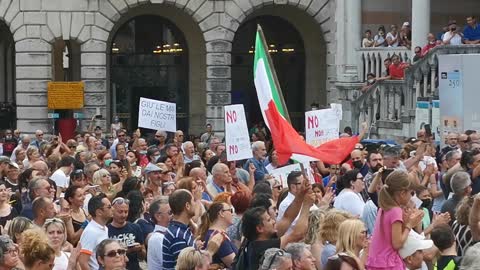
[211,163,226,176]
[252,141,265,152]
[460,242,480,269]
[0,235,15,264]
[156,130,167,137]
[450,171,472,195]
[149,196,170,223]
[445,150,461,161]
[382,146,401,158]
[259,248,291,270]
[285,242,310,261]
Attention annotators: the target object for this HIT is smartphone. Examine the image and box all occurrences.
[381,168,395,183]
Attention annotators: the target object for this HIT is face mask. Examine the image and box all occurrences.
[368,79,375,84]
[429,41,435,45]
[105,159,112,167]
[153,155,161,162]
[130,162,136,167]
[352,160,363,169]
[152,139,160,145]
[139,150,147,155]
[5,135,11,140]
[451,27,457,31]
[421,198,432,208]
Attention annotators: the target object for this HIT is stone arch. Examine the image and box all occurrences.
[102,3,207,133]
[229,1,332,130]
[0,20,16,128]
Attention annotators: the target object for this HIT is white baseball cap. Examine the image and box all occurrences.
[399,231,433,258]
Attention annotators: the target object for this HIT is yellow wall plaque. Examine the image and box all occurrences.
[47,82,85,109]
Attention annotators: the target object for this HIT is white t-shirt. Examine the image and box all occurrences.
[147,225,167,270]
[374,35,386,47]
[79,219,109,270]
[386,32,399,47]
[51,169,70,189]
[277,192,300,234]
[333,189,365,216]
[443,31,463,45]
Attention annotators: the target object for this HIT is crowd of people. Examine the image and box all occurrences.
[1,121,480,270]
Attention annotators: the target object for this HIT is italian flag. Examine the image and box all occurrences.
[253,26,359,165]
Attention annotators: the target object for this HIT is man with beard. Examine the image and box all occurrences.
[360,151,384,201]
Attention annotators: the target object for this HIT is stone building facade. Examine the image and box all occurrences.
[0,0,338,136]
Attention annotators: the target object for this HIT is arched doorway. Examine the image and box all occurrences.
[232,16,306,131]
[0,21,15,129]
[110,15,189,132]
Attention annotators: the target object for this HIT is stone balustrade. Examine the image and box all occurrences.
[357,47,411,82]
[353,44,480,139]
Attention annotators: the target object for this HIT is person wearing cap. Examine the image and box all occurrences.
[399,231,433,270]
[145,163,164,198]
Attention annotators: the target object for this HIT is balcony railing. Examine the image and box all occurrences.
[357,47,411,82]
[353,45,480,138]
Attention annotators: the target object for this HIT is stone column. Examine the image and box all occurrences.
[412,0,430,53]
[205,40,232,139]
[0,41,5,102]
[345,0,362,71]
[15,39,53,132]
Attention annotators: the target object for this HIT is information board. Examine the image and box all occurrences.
[47,82,84,109]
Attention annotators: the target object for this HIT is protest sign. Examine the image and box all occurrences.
[270,163,314,187]
[138,98,176,132]
[330,103,343,120]
[305,109,339,147]
[224,105,252,161]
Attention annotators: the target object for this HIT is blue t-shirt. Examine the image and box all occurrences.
[322,175,336,191]
[134,217,155,240]
[205,229,238,265]
[244,158,268,182]
[163,221,194,270]
[464,24,480,41]
[107,222,145,270]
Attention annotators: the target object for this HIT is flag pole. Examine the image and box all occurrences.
[257,25,291,124]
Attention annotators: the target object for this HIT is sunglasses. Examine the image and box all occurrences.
[105,249,127,258]
[112,197,130,206]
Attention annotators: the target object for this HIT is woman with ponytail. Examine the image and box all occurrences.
[366,170,424,269]
[197,202,237,268]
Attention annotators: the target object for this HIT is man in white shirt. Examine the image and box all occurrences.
[277,171,304,234]
[50,156,75,198]
[443,21,463,45]
[78,194,113,270]
[147,197,172,270]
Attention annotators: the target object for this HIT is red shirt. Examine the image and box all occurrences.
[421,43,437,56]
[389,63,409,80]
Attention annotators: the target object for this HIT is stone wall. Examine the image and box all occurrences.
[0,0,336,135]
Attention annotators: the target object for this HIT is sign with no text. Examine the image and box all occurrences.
[224,104,252,161]
[305,109,339,147]
[47,82,84,109]
[138,97,176,132]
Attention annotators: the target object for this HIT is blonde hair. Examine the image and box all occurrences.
[305,209,326,245]
[176,247,209,270]
[378,170,412,210]
[93,169,110,186]
[21,228,55,268]
[320,209,353,244]
[43,218,67,245]
[8,217,33,243]
[336,219,365,257]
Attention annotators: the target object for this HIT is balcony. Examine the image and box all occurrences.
[352,45,480,139]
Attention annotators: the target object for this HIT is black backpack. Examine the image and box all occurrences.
[232,239,249,270]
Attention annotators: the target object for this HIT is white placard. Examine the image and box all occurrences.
[224,105,252,161]
[331,103,343,120]
[138,98,176,132]
[305,109,339,147]
[270,163,314,187]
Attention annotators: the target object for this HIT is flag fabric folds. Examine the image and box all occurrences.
[253,26,359,165]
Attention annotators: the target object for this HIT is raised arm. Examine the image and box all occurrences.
[280,190,315,249]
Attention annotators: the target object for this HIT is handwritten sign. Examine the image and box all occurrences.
[224,105,252,161]
[138,98,176,132]
[270,163,315,187]
[305,109,339,147]
[47,82,84,109]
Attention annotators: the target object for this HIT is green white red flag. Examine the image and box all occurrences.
[253,26,359,165]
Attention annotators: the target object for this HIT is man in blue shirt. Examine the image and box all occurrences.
[162,189,223,270]
[464,16,480,44]
[244,141,268,182]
